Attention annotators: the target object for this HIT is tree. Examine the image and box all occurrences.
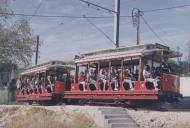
[0,19,36,66]
[168,60,190,76]
[0,0,36,66]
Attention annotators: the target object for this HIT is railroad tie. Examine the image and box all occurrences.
[98,107,139,128]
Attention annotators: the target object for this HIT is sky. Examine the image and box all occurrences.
[7,0,190,65]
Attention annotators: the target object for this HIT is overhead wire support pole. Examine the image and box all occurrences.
[35,35,39,65]
[114,0,120,48]
[132,8,143,45]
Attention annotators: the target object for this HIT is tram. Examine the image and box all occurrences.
[16,43,182,105]
[16,61,74,104]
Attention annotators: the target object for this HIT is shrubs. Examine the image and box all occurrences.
[0,89,8,104]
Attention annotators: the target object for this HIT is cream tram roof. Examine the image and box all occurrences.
[75,43,182,63]
[20,60,74,75]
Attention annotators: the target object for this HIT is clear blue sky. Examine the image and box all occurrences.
[8,0,190,65]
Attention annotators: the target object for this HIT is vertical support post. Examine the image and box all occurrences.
[87,63,90,83]
[87,63,90,91]
[121,59,124,91]
[97,62,100,91]
[74,64,78,90]
[74,64,78,84]
[35,35,39,65]
[108,61,112,91]
[138,57,142,81]
[114,0,120,48]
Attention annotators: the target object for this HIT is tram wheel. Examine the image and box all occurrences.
[123,82,130,90]
[28,101,33,105]
[89,84,96,91]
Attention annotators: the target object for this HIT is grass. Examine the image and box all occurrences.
[5,107,94,128]
[0,89,8,104]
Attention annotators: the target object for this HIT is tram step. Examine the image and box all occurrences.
[108,118,134,124]
[110,123,138,128]
[98,107,126,111]
[105,114,131,119]
[102,110,127,115]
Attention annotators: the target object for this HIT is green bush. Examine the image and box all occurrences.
[0,89,8,104]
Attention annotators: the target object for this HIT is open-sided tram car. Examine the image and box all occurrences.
[17,43,182,105]
[16,61,74,104]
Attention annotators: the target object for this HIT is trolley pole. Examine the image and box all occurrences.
[35,35,39,65]
[114,0,120,48]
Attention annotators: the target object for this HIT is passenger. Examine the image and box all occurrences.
[34,76,40,88]
[47,75,53,92]
[122,69,133,90]
[23,77,28,88]
[30,77,35,89]
[78,71,86,91]
[39,77,44,88]
[160,61,168,72]
[53,75,58,83]
[143,65,159,90]
[26,77,30,88]
[16,78,21,90]
[160,59,173,73]
[100,69,108,91]
[88,69,97,88]
[111,67,119,91]
[133,69,139,81]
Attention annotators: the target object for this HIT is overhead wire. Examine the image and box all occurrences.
[0,12,132,19]
[141,15,169,47]
[84,16,116,46]
[80,0,117,13]
[28,0,44,21]
[142,4,190,13]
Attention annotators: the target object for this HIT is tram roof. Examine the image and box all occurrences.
[20,60,74,75]
[75,43,182,63]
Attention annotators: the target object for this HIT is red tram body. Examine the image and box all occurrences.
[16,43,182,105]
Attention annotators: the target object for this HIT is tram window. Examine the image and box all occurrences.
[78,65,87,77]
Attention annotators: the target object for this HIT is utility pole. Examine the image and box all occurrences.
[114,0,120,48]
[188,41,190,62]
[132,8,142,45]
[176,46,180,64]
[35,35,39,65]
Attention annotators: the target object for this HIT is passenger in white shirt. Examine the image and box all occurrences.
[143,65,158,90]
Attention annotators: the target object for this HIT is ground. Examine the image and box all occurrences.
[0,105,94,128]
[128,109,190,128]
[0,104,190,128]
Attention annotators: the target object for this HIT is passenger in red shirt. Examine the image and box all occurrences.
[78,71,86,91]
